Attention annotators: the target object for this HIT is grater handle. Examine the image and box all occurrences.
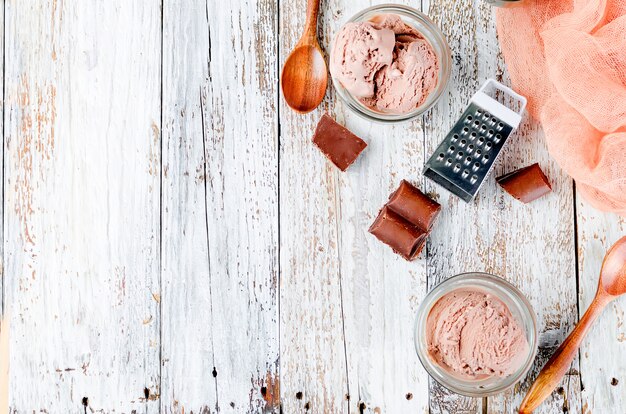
[478,78,527,115]
[472,79,527,129]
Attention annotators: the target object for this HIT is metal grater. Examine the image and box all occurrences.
[423,79,527,202]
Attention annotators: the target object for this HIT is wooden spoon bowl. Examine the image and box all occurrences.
[280,0,328,113]
[281,44,327,113]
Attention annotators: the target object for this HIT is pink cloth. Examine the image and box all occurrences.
[496,0,626,215]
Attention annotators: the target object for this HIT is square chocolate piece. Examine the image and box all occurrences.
[496,163,552,203]
[312,114,367,171]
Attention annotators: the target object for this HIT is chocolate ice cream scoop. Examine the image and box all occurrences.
[330,13,440,114]
[426,289,530,379]
[329,20,395,98]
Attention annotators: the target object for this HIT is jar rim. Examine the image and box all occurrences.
[414,272,538,396]
[330,4,452,123]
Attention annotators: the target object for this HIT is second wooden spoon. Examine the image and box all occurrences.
[519,236,626,413]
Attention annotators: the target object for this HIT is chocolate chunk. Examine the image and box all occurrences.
[312,114,367,171]
[369,207,427,261]
[387,180,441,230]
[369,181,440,261]
[496,163,552,203]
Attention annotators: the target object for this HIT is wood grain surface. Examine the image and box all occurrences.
[279,0,349,411]
[0,1,5,409]
[4,1,161,411]
[423,1,581,413]
[161,0,279,412]
[161,1,219,412]
[0,0,624,413]
[0,0,4,324]
[577,203,626,414]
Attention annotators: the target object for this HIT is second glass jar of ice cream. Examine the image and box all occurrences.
[414,272,538,396]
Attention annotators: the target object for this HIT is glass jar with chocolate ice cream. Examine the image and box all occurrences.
[329,4,451,123]
[414,272,538,396]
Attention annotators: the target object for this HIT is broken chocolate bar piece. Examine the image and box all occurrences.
[368,207,428,261]
[496,163,552,203]
[386,180,441,230]
[369,180,441,261]
[312,114,367,171]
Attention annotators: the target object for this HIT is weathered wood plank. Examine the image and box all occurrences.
[279,0,349,412]
[4,1,161,411]
[485,128,581,414]
[161,0,279,412]
[0,0,5,408]
[423,1,580,413]
[160,1,218,412]
[0,0,4,321]
[0,315,7,414]
[577,204,626,414]
[336,116,431,414]
[321,1,431,412]
[423,1,487,411]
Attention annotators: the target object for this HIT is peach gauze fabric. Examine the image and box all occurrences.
[496,0,626,216]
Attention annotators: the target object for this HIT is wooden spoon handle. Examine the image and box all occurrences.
[519,295,610,413]
[302,0,321,43]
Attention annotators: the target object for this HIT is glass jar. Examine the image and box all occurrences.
[414,272,538,396]
[330,4,451,123]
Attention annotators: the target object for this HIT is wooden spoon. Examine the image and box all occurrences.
[281,0,328,113]
[519,236,626,413]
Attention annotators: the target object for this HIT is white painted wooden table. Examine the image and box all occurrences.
[1,0,624,413]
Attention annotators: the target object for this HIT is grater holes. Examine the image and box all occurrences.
[485,142,493,150]
[472,162,480,171]
[462,127,469,135]
[437,153,445,161]
[490,116,498,125]
[460,139,467,147]
[476,109,483,116]
[453,163,461,172]
[487,129,494,137]
[475,149,482,156]
[465,156,472,165]
[465,115,473,124]
[470,132,477,139]
[467,144,474,153]
[497,121,504,131]
[462,169,470,178]
[482,154,490,164]
[446,158,453,166]
[477,137,485,146]
[448,145,455,153]
[456,151,464,159]
[480,124,487,131]
[470,174,478,184]
[473,120,480,127]
[451,133,459,142]
[494,133,502,143]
